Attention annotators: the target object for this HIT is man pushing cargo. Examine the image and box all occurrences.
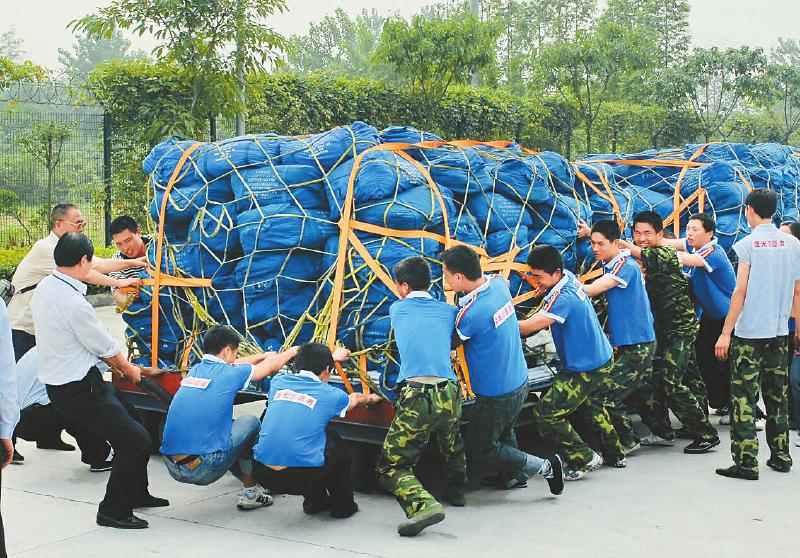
[375,256,466,537]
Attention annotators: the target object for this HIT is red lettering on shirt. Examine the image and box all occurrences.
[180,377,211,389]
[274,389,318,409]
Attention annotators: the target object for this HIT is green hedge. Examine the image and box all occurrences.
[0,246,116,282]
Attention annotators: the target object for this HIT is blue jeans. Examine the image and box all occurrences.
[165,415,260,486]
[464,382,544,483]
[790,353,800,429]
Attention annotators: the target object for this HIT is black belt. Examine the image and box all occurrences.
[403,380,452,390]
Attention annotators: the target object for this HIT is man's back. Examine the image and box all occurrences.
[733,224,800,339]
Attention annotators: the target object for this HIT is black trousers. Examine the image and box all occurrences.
[253,430,354,513]
[46,367,151,519]
[695,315,731,410]
[13,403,110,465]
[1,455,6,558]
[11,329,35,362]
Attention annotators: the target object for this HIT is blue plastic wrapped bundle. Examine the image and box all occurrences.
[529,194,580,235]
[685,143,757,167]
[146,240,222,279]
[485,155,555,206]
[437,208,486,248]
[533,151,575,195]
[231,165,328,213]
[486,226,530,258]
[143,136,209,185]
[199,134,283,179]
[187,203,241,258]
[466,192,532,233]
[378,126,442,145]
[421,146,494,196]
[355,186,455,231]
[750,143,794,168]
[627,185,675,222]
[238,205,337,252]
[196,264,245,332]
[279,121,379,171]
[704,181,750,253]
[151,178,207,225]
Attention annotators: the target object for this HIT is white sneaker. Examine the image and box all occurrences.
[237,485,274,510]
[564,468,585,481]
[719,414,731,425]
[582,451,604,472]
[639,433,675,446]
[755,418,766,431]
[624,442,641,455]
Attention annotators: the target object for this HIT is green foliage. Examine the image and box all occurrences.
[758,64,800,143]
[17,122,73,212]
[376,11,497,102]
[0,28,24,62]
[58,30,143,77]
[668,46,769,142]
[0,246,115,282]
[285,8,391,80]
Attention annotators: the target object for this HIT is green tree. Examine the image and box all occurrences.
[58,30,143,76]
[70,0,288,139]
[0,27,24,61]
[376,11,497,105]
[771,38,800,67]
[668,46,768,142]
[539,20,651,153]
[759,64,800,143]
[18,122,73,222]
[603,0,689,68]
[286,8,389,80]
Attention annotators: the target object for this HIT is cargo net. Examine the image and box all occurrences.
[123,123,800,395]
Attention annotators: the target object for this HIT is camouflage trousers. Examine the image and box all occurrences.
[730,336,792,473]
[533,361,625,468]
[603,342,656,449]
[376,381,466,519]
[632,331,717,441]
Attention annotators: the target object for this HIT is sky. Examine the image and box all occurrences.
[4,0,800,70]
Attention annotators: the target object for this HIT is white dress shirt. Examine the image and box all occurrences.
[0,299,19,439]
[31,271,120,386]
[15,347,49,409]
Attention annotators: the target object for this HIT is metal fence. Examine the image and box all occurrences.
[0,110,108,247]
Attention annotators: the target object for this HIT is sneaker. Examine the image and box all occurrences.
[683,437,721,454]
[36,438,76,451]
[237,486,273,510]
[755,418,766,431]
[583,452,604,472]
[303,495,332,515]
[766,458,791,473]
[330,501,359,519]
[715,465,758,480]
[89,460,113,472]
[11,448,24,463]
[623,442,641,455]
[563,468,585,481]
[609,457,627,468]
[443,487,466,507]
[640,433,675,446]
[397,504,445,537]
[713,406,730,416]
[480,474,527,490]
[544,455,564,495]
[719,414,731,426]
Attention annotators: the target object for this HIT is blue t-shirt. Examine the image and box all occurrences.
[254,373,350,468]
[603,250,655,346]
[687,238,735,320]
[390,292,458,383]
[541,270,613,373]
[160,356,252,455]
[456,275,528,397]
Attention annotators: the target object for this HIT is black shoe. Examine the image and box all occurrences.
[480,474,527,490]
[330,501,358,519]
[96,512,149,529]
[674,428,694,440]
[11,448,24,463]
[766,458,792,473]
[303,495,332,515]
[133,495,170,508]
[89,460,113,472]
[715,465,758,480]
[397,505,445,537]
[683,437,720,454]
[443,487,465,507]
[36,439,76,451]
[545,455,564,496]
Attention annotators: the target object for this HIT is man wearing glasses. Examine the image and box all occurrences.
[8,205,145,370]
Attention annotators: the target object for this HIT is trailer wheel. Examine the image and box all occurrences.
[349,441,380,494]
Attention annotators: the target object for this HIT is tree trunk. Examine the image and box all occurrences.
[585,126,592,155]
[234,0,246,136]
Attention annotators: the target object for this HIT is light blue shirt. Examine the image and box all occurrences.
[733,224,800,339]
[0,299,19,439]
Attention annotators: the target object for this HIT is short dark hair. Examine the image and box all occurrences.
[54,232,94,267]
[527,245,563,274]
[782,221,800,241]
[688,212,716,233]
[393,256,431,291]
[632,211,664,233]
[745,188,777,218]
[109,215,140,236]
[203,326,242,355]
[590,219,620,241]
[440,245,482,281]
[49,203,78,229]
[294,342,334,376]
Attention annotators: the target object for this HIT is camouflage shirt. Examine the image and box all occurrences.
[639,245,697,336]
